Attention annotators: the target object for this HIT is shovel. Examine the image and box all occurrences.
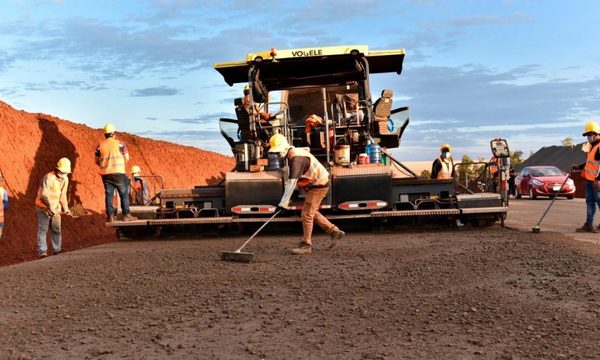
[68,203,90,219]
[220,210,281,263]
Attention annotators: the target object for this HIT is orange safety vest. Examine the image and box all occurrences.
[436,157,454,179]
[130,178,148,204]
[0,186,6,225]
[98,138,126,175]
[288,147,329,190]
[582,142,600,181]
[35,172,65,211]
[489,157,500,177]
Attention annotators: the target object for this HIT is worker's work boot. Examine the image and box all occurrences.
[329,230,345,249]
[122,214,138,221]
[291,242,312,255]
[38,252,47,258]
[576,223,597,233]
[106,215,115,223]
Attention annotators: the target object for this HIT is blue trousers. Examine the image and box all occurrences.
[102,174,131,217]
[584,180,600,226]
[37,211,61,254]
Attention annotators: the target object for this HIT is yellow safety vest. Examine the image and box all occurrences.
[288,147,329,190]
[35,172,67,212]
[583,142,600,181]
[98,138,126,175]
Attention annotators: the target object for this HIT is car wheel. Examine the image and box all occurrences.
[529,186,537,200]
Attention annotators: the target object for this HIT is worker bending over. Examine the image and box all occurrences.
[269,134,345,254]
[35,158,71,257]
[431,144,456,179]
[95,123,137,222]
[130,165,150,205]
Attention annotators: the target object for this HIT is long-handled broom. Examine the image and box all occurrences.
[220,210,281,263]
[532,174,570,233]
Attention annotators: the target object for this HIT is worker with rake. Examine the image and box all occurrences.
[269,134,345,254]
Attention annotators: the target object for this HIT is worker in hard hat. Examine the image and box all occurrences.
[242,84,273,124]
[95,124,137,222]
[573,121,600,233]
[35,158,71,257]
[269,134,345,254]
[0,170,8,241]
[130,165,150,205]
[431,144,456,179]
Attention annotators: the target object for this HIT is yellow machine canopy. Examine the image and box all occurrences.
[214,45,405,89]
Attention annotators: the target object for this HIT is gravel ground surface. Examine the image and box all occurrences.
[1,226,600,359]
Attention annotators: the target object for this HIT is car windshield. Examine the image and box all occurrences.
[529,167,563,177]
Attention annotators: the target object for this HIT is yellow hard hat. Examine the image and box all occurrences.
[56,157,72,174]
[103,123,116,134]
[131,165,141,174]
[582,121,600,136]
[440,143,452,152]
[243,85,251,91]
[268,134,290,153]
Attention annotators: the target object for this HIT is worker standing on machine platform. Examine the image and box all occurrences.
[35,158,71,258]
[95,123,137,222]
[269,134,345,255]
[243,85,272,124]
[130,165,150,205]
[574,121,600,233]
[431,144,456,179]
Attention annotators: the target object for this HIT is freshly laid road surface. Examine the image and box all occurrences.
[1,207,600,359]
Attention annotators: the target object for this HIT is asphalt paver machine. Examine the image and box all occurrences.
[109,45,508,235]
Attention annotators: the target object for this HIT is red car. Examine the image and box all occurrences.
[515,166,575,199]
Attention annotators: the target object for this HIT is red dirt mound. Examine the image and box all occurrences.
[0,100,234,266]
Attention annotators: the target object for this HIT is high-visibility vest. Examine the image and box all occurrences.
[0,186,6,226]
[437,157,454,179]
[583,142,600,181]
[98,138,126,175]
[489,157,500,177]
[130,178,149,204]
[288,147,329,190]
[35,172,66,212]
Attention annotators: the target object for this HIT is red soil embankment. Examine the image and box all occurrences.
[0,100,234,266]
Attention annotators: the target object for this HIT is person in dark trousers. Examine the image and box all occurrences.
[573,121,600,233]
[431,144,456,179]
[508,168,516,197]
[0,171,7,241]
[95,123,137,222]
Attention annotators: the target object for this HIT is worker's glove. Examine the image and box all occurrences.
[276,204,288,212]
[45,209,55,217]
[63,210,71,216]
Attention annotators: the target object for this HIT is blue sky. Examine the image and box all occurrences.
[1,0,600,161]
